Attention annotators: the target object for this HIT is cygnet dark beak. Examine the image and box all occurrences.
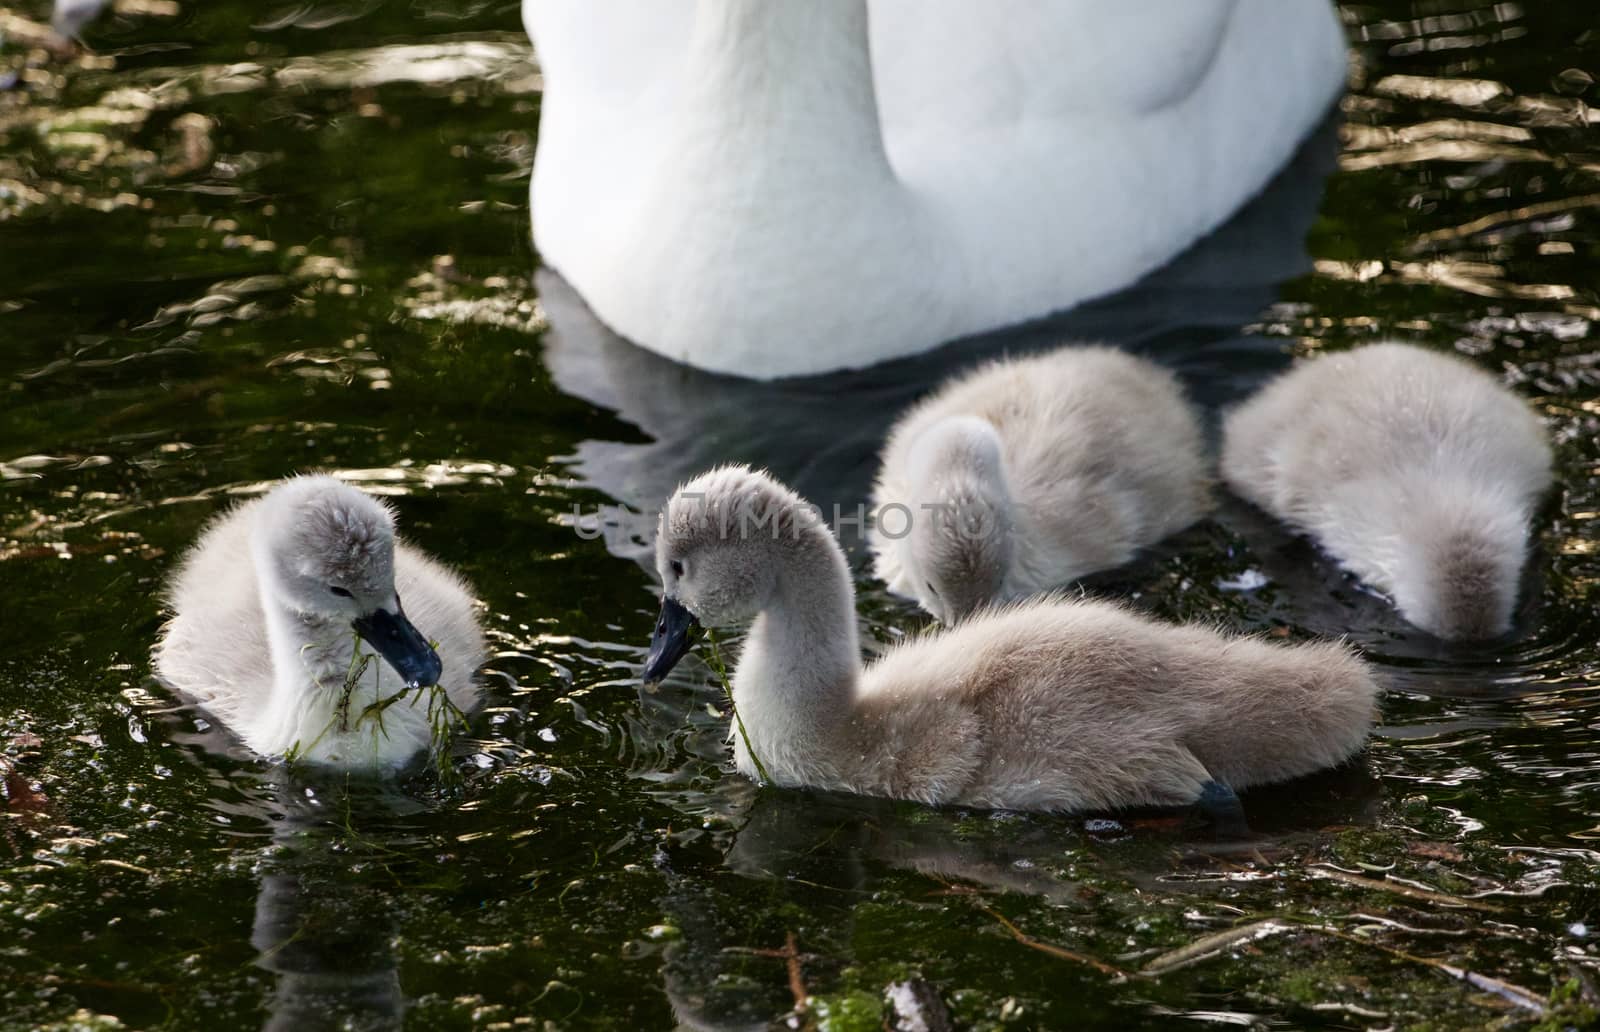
[643,596,700,686]
[352,596,443,688]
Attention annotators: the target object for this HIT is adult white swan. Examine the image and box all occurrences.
[524,0,1347,379]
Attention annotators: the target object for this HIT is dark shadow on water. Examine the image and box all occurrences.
[541,116,1342,565]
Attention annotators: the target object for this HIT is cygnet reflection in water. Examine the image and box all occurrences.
[249,776,426,1032]
[652,765,1380,1031]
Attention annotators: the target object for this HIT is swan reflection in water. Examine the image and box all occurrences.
[540,117,1339,566]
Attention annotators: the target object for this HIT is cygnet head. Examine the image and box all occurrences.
[252,476,443,687]
[642,465,819,684]
[897,416,1013,622]
[1389,500,1530,641]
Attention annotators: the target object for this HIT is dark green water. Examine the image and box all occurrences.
[2,1,1599,1029]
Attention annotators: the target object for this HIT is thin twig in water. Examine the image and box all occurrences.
[1134,911,1547,1019]
[1306,922,1546,1014]
[1139,910,1547,1015]
[979,906,1129,980]
[739,933,810,1012]
[1141,919,1291,975]
[783,931,808,1013]
[1308,865,1506,913]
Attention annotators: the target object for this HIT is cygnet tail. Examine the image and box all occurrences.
[1195,638,1380,791]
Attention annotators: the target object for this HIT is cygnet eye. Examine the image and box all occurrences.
[329,585,354,598]
[670,559,685,579]
[925,581,940,600]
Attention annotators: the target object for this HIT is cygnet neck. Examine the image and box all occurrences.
[249,522,356,742]
[734,518,862,746]
[908,414,1006,483]
[907,416,1013,526]
[1377,476,1529,550]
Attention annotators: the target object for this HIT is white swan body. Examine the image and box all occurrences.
[871,346,1210,621]
[523,0,1347,379]
[1220,343,1552,640]
[642,466,1377,812]
[154,476,486,770]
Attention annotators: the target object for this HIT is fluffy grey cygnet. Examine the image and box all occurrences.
[642,466,1378,814]
[154,475,485,770]
[871,346,1210,622]
[1221,342,1552,641]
